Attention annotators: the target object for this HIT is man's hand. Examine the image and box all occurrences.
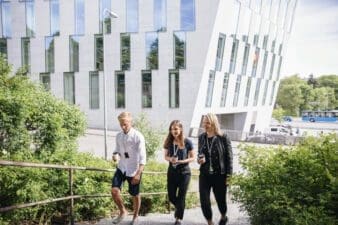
[131,173,141,185]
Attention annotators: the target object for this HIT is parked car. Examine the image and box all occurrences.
[283,116,292,122]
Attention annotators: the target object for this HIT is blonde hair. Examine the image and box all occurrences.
[204,113,223,136]
[118,111,132,122]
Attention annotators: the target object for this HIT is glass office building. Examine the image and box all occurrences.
[2,0,297,134]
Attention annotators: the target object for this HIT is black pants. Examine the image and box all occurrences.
[199,173,227,220]
[167,168,191,220]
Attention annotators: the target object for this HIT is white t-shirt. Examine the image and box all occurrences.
[114,128,146,177]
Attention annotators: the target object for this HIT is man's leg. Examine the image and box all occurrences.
[132,194,141,220]
[111,187,128,217]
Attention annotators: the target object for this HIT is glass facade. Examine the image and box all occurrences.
[64,72,75,104]
[95,34,103,71]
[120,33,130,70]
[39,73,51,91]
[180,0,195,31]
[126,0,138,32]
[169,70,179,108]
[25,1,35,37]
[99,0,111,34]
[89,71,99,109]
[262,80,269,105]
[69,35,80,72]
[205,70,215,107]
[220,73,229,107]
[1,1,11,37]
[50,0,60,36]
[145,32,158,70]
[0,38,7,57]
[269,81,276,105]
[251,47,260,77]
[253,78,261,106]
[142,71,152,108]
[21,37,30,72]
[154,0,166,32]
[244,77,252,106]
[115,72,125,108]
[75,0,85,35]
[241,43,250,75]
[45,36,54,73]
[174,31,186,69]
[215,33,226,71]
[229,38,239,73]
[233,75,242,107]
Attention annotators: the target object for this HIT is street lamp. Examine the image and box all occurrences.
[103,8,118,160]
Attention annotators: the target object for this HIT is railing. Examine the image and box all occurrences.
[0,160,199,225]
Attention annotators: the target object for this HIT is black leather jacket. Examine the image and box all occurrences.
[198,132,233,176]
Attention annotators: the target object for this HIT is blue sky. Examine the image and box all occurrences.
[283,0,338,77]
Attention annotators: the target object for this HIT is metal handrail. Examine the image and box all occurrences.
[0,160,199,224]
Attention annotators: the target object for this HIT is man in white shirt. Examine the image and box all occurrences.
[111,112,146,225]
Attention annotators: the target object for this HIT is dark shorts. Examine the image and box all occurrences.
[112,168,142,196]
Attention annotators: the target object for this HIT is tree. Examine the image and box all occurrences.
[272,108,285,123]
[317,75,338,108]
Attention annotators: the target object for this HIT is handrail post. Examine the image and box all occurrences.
[69,168,74,225]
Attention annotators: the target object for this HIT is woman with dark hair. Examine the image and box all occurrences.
[197,113,233,225]
[163,120,195,225]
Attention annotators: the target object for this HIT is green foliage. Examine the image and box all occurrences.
[232,134,338,225]
[272,108,285,123]
[134,113,165,159]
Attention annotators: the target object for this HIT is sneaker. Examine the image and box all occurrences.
[218,216,228,225]
[174,220,182,225]
[112,215,125,224]
[129,217,139,225]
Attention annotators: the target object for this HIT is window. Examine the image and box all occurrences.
[21,38,30,73]
[50,0,60,36]
[115,71,125,108]
[215,33,226,71]
[0,38,7,58]
[241,43,250,75]
[126,0,138,32]
[89,71,99,109]
[244,77,252,106]
[174,31,186,69]
[45,36,54,73]
[253,78,261,106]
[39,73,50,91]
[95,34,103,71]
[1,1,11,37]
[75,0,85,35]
[233,75,242,107]
[276,56,282,80]
[269,81,276,105]
[180,0,195,31]
[154,0,166,32]
[120,33,130,70]
[260,51,268,78]
[69,35,80,72]
[251,47,260,77]
[269,53,276,79]
[64,72,75,104]
[142,71,152,108]
[262,80,269,105]
[229,38,239,73]
[145,32,158,70]
[220,73,229,107]
[25,1,35,37]
[169,70,179,108]
[99,0,111,34]
[205,70,215,107]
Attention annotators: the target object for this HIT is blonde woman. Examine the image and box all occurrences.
[164,120,195,225]
[197,113,233,225]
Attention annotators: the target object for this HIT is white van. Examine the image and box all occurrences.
[265,126,290,135]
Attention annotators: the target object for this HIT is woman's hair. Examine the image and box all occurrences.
[163,120,185,149]
[204,113,223,136]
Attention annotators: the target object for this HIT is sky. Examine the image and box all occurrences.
[282,0,338,78]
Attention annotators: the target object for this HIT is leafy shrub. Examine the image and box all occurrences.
[232,134,338,225]
[133,113,165,159]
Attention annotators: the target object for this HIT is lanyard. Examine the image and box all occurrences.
[173,143,179,156]
[206,136,216,173]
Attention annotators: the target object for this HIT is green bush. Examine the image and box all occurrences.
[232,134,338,225]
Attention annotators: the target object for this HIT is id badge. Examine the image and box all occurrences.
[124,152,130,158]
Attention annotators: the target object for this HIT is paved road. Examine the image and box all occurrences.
[76,202,249,225]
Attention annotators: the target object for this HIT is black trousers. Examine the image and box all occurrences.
[167,168,191,220]
[199,173,227,220]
